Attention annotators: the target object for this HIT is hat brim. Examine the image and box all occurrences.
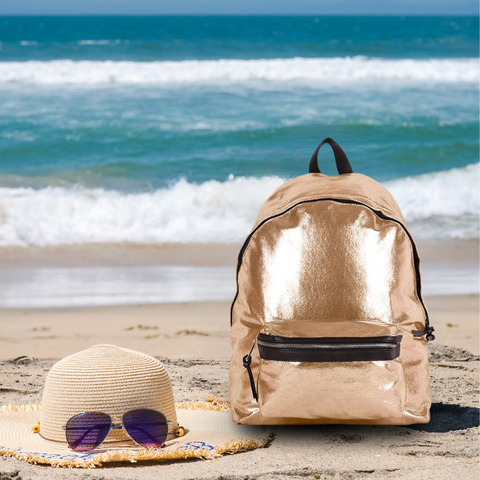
[0,400,271,468]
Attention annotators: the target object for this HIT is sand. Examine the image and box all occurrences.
[0,295,478,479]
[0,294,477,361]
[0,343,478,480]
[0,239,478,478]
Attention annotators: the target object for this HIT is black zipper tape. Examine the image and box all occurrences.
[257,333,402,363]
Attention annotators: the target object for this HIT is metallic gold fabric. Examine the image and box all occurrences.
[230,173,431,425]
[258,358,406,420]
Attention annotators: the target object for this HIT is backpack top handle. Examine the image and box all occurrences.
[309,138,353,175]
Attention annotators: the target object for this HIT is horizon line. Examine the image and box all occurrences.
[0,13,478,17]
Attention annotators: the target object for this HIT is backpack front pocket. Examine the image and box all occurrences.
[255,333,405,421]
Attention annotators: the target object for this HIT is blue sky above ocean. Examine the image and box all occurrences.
[0,16,478,246]
[1,0,478,15]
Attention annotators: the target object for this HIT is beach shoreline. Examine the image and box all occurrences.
[0,238,477,268]
[0,242,241,268]
[0,237,478,358]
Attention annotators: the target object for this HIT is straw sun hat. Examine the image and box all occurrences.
[0,344,270,468]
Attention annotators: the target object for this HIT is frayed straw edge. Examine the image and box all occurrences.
[0,401,41,414]
[0,433,272,469]
[176,395,230,413]
[0,396,229,415]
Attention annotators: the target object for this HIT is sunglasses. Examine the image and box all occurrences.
[62,408,170,452]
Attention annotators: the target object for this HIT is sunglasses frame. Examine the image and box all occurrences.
[62,408,170,452]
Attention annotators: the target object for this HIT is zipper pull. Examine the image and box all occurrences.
[412,325,435,342]
[242,340,258,401]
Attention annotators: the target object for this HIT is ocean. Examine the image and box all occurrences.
[0,16,478,246]
[0,16,478,306]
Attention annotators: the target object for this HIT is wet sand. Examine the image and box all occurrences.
[0,238,477,268]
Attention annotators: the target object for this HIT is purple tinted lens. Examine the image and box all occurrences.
[122,409,168,448]
[65,412,111,452]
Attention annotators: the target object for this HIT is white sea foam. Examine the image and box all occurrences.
[78,39,124,45]
[385,163,479,239]
[78,40,111,45]
[0,57,477,85]
[0,176,284,246]
[386,163,479,220]
[0,164,477,246]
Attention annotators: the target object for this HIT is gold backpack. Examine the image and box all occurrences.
[230,138,434,425]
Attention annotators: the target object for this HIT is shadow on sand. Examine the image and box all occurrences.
[405,402,480,433]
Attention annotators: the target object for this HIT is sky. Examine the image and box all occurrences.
[0,0,478,16]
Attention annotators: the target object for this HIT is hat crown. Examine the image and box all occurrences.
[40,345,177,444]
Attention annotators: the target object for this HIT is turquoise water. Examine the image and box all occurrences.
[1,16,478,61]
[0,16,478,245]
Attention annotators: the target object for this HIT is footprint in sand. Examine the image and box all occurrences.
[174,330,228,338]
[125,324,159,331]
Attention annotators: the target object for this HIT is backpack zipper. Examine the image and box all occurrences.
[230,197,434,342]
[242,340,258,401]
[258,340,398,350]
[257,333,403,363]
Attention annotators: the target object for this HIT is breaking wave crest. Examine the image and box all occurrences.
[0,164,477,246]
[0,57,477,85]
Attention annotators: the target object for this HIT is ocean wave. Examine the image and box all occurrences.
[385,163,479,239]
[0,176,284,246]
[0,164,477,246]
[0,57,477,85]
[386,163,479,220]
